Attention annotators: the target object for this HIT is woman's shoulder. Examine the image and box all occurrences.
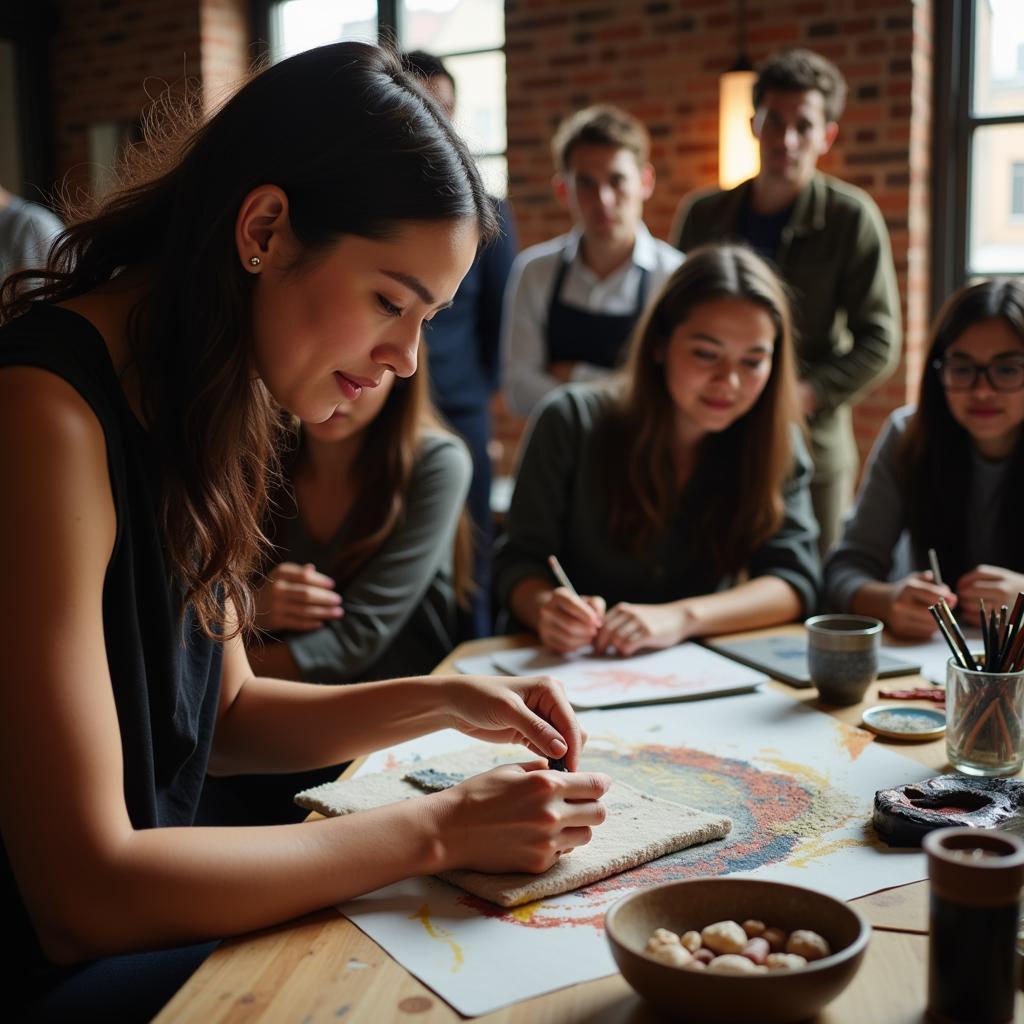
[415,429,473,485]
[0,304,123,420]
[530,381,620,434]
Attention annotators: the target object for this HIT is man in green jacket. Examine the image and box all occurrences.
[673,49,901,555]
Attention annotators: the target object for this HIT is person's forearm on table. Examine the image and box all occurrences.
[671,576,803,638]
[849,580,896,624]
[44,797,448,963]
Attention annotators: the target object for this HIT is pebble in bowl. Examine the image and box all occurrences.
[605,878,870,1024]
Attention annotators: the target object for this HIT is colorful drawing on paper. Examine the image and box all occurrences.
[452,740,862,931]
[489,642,768,708]
[339,690,934,1018]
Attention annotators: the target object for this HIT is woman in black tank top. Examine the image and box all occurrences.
[0,42,606,1019]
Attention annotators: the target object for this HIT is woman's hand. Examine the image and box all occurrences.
[537,587,606,654]
[254,561,343,632]
[429,761,610,874]
[956,565,1024,625]
[593,601,693,657]
[442,674,586,770]
[885,572,956,638]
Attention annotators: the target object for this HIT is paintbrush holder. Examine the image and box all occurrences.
[946,659,1024,777]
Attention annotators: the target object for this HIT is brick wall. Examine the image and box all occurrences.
[51,0,249,206]
[497,0,933,475]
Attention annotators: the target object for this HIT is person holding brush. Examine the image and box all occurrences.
[825,278,1024,639]
[493,244,820,657]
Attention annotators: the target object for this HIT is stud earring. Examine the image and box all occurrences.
[248,256,261,267]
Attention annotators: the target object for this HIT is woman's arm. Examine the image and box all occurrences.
[0,370,606,965]
[593,577,802,656]
[270,435,472,684]
[824,410,954,636]
[593,431,818,656]
[495,390,607,652]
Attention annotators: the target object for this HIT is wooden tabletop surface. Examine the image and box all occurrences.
[155,626,1022,1023]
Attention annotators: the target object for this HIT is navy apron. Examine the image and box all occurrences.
[545,248,650,369]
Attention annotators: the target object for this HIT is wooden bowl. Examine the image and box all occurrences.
[605,878,870,1024]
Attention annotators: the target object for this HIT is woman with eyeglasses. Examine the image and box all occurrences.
[824,278,1024,638]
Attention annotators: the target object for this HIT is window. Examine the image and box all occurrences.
[265,0,507,196]
[933,1,1024,303]
[1013,162,1024,217]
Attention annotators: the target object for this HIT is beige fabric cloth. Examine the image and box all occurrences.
[296,748,732,908]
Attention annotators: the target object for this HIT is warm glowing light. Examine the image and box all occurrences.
[718,68,759,190]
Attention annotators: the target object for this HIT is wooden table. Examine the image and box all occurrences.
[156,627,1022,1023]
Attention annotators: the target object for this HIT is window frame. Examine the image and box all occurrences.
[254,1,508,169]
[932,0,1024,313]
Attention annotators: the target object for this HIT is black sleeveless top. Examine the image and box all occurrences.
[0,304,223,984]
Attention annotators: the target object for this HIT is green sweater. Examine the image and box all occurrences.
[674,172,901,476]
[494,385,821,617]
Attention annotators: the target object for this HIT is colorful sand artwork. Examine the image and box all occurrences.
[338,689,934,1016]
[486,642,768,708]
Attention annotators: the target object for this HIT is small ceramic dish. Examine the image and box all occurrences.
[861,704,946,741]
[605,877,870,1024]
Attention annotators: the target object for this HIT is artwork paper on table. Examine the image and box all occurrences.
[883,629,982,684]
[298,752,732,906]
[487,642,768,708]
[338,689,934,1017]
[452,652,508,676]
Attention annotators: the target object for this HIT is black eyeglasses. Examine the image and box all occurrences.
[933,355,1024,393]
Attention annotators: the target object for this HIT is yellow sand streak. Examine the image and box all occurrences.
[409,904,465,972]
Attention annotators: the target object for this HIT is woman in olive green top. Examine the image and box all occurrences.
[495,245,820,655]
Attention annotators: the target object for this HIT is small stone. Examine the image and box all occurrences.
[680,930,702,952]
[648,943,692,968]
[742,918,766,938]
[693,948,715,965]
[701,920,747,954]
[706,953,766,974]
[786,930,831,961]
[762,926,787,952]
[741,937,769,965]
[766,953,808,971]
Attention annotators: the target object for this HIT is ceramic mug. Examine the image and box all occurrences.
[806,614,883,706]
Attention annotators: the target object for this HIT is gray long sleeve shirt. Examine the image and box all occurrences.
[281,433,472,683]
[824,406,1012,610]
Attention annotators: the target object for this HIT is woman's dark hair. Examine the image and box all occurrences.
[0,42,496,639]
[607,244,800,577]
[902,278,1024,583]
[275,346,473,607]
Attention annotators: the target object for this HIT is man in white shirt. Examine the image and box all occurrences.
[502,105,683,415]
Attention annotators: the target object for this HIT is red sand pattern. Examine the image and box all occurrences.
[456,744,817,930]
[575,669,707,693]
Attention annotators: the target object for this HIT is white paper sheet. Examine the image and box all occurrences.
[339,689,934,1016]
[487,642,768,708]
[883,629,983,684]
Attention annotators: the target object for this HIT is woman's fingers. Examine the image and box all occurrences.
[272,561,337,589]
[549,588,603,627]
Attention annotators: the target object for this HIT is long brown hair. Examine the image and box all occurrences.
[0,42,496,639]
[278,347,474,606]
[902,278,1024,583]
[607,244,800,576]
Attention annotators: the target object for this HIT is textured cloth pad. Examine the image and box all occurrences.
[296,747,732,908]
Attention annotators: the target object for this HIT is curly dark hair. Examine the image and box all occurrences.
[753,48,848,122]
